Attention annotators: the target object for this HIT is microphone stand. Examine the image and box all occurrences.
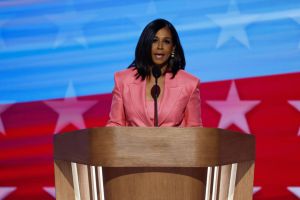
[154,77,159,127]
[151,67,161,127]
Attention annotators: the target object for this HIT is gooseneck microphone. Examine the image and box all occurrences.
[151,66,161,127]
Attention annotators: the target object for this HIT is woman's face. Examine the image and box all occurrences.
[151,27,175,68]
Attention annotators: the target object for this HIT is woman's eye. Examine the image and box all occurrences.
[164,40,171,44]
[153,38,158,43]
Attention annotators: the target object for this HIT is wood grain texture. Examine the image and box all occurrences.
[53,127,255,200]
[77,164,91,200]
[54,127,255,167]
[54,160,75,200]
[218,164,232,200]
[103,167,207,200]
[234,161,255,200]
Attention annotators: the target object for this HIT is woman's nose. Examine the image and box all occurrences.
[157,41,163,49]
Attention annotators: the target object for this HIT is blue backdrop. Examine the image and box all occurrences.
[0,0,299,102]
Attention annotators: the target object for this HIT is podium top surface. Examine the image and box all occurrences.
[54,127,255,167]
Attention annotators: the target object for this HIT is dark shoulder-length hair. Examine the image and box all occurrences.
[128,18,186,80]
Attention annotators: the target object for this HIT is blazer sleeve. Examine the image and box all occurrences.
[180,80,203,127]
[106,72,126,126]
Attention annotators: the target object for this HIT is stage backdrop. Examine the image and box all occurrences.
[0,0,300,199]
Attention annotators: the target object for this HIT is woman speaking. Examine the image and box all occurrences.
[107,18,202,127]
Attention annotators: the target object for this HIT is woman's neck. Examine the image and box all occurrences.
[159,65,167,74]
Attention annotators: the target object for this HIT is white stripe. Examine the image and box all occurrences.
[228,163,238,200]
[212,166,219,200]
[90,166,98,200]
[205,167,212,200]
[97,166,105,200]
[178,8,300,32]
[71,162,81,200]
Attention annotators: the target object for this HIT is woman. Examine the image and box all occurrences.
[107,18,202,127]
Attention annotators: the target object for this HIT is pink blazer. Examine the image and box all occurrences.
[106,68,202,127]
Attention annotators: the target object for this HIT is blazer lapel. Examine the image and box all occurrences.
[128,79,153,126]
[158,73,182,126]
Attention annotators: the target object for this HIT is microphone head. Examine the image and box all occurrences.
[152,66,161,79]
[151,85,161,99]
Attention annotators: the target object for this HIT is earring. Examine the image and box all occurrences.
[171,51,175,58]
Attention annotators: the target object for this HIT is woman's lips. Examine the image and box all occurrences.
[154,53,165,59]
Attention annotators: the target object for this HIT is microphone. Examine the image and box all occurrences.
[151,66,161,127]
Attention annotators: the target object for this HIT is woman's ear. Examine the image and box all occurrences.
[172,46,176,52]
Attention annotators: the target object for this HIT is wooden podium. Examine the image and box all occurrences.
[53,127,255,200]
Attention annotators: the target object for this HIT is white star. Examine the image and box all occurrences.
[287,187,300,198]
[206,81,260,133]
[253,186,261,194]
[44,82,98,134]
[43,187,55,198]
[207,0,258,48]
[0,187,16,200]
[146,0,158,15]
[46,10,97,48]
[126,1,158,29]
[288,100,300,136]
[0,101,15,135]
